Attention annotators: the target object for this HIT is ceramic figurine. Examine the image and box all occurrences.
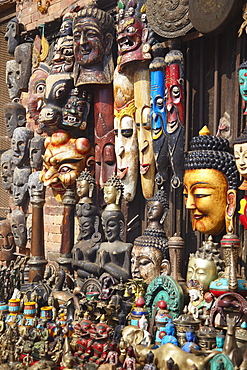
[183,127,238,235]
[187,236,224,292]
[1,149,14,192]
[27,63,50,124]
[0,219,16,264]
[39,73,73,134]
[4,17,20,55]
[29,136,45,171]
[215,332,225,352]
[154,300,172,347]
[113,66,138,202]
[3,101,26,138]
[131,189,169,284]
[11,127,34,168]
[12,167,31,206]
[187,279,205,319]
[122,346,136,370]
[160,319,178,347]
[6,60,21,100]
[39,130,93,203]
[73,4,114,85]
[238,61,247,115]
[103,175,124,211]
[97,208,132,281]
[10,209,27,253]
[181,329,200,353]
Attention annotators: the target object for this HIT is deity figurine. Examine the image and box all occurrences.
[39,130,93,203]
[238,61,247,115]
[76,169,95,206]
[103,175,124,211]
[71,202,101,280]
[72,4,114,85]
[3,100,26,138]
[97,208,132,282]
[1,149,14,192]
[11,127,34,168]
[131,189,169,284]
[10,209,27,253]
[181,329,200,353]
[187,279,205,319]
[186,236,224,292]
[122,346,136,370]
[183,127,238,235]
[27,63,50,124]
[5,17,20,55]
[160,319,178,347]
[0,219,16,265]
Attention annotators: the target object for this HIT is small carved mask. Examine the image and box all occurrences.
[95,142,116,188]
[51,36,74,74]
[10,209,27,249]
[11,127,34,167]
[0,219,16,262]
[12,167,31,206]
[150,70,166,133]
[62,88,91,130]
[27,63,50,123]
[3,101,26,138]
[60,13,74,36]
[5,17,19,55]
[30,136,45,171]
[1,149,14,192]
[28,171,45,199]
[6,60,20,100]
[40,130,93,203]
[117,17,142,57]
[14,43,32,93]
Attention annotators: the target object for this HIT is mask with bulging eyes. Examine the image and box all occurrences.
[4,101,26,138]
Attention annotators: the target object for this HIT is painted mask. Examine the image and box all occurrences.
[6,60,20,100]
[165,50,184,133]
[28,171,45,199]
[137,114,155,200]
[62,88,91,130]
[3,101,26,138]
[12,167,31,206]
[1,149,14,192]
[0,219,16,262]
[27,63,50,123]
[60,13,74,36]
[11,127,34,167]
[72,6,114,85]
[39,73,73,134]
[11,209,27,249]
[51,36,74,74]
[183,169,229,235]
[5,17,19,55]
[187,257,218,292]
[114,67,138,202]
[238,67,247,114]
[30,136,45,171]
[40,130,93,203]
[14,43,32,93]
[131,245,164,285]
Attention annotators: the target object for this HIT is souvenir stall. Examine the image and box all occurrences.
[0,0,247,369]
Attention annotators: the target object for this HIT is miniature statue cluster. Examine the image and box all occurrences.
[2,0,247,369]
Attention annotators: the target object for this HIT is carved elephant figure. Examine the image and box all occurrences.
[121,325,152,347]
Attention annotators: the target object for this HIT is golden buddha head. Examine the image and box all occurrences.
[184,129,238,235]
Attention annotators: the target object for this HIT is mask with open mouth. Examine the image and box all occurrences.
[62,87,91,130]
